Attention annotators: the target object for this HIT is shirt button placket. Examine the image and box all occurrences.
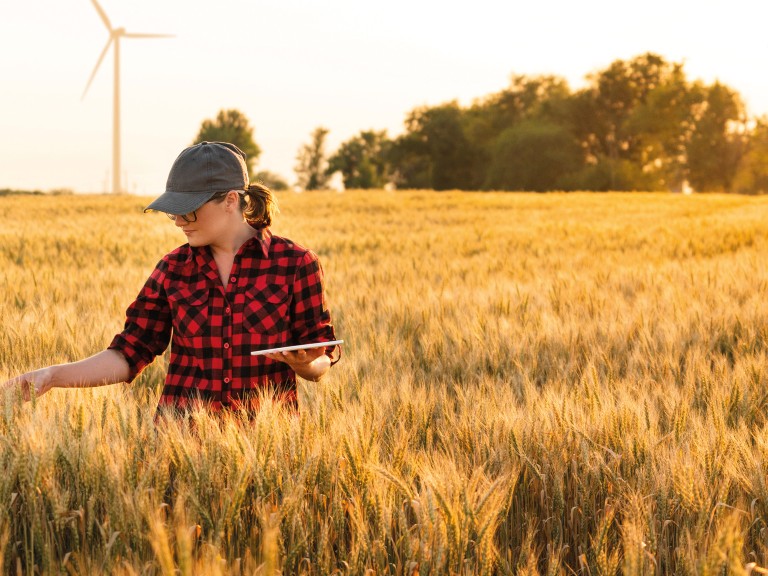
[223,297,233,399]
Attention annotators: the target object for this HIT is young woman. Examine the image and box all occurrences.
[2,141,340,412]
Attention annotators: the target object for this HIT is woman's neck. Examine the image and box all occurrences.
[209,221,258,258]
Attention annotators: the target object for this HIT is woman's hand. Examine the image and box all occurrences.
[2,350,130,404]
[2,367,56,402]
[264,347,331,381]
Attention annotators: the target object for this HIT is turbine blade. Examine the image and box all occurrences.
[82,37,113,100]
[90,0,113,31]
[123,32,175,39]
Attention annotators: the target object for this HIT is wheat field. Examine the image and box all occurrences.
[2,190,768,575]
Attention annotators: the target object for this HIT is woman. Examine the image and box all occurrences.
[2,141,340,412]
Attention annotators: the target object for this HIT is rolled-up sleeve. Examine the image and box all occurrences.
[291,251,340,364]
[108,262,172,380]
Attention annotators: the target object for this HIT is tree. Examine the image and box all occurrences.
[484,120,582,191]
[312,51,755,193]
[733,118,768,194]
[466,74,574,188]
[388,76,577,191]
[625,73,705,191]
[295,127,331,190]
[388,131,431,189]
[687,82,748,192]
[327,130,391,189]
[570,53,692,190]
[389,103,474,190]
[194,109,261,179]
[254,170,289,191]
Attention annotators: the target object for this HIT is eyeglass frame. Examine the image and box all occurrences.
[165,190,242,223]
[166,210,199,223]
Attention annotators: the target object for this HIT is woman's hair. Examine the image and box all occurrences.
[210,183,278,227]
[241,183,278,227]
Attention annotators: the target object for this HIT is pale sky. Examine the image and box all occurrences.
[1,0,767,193]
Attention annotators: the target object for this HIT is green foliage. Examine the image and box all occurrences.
[467,74,575,187]
[254,170,289,191]
[484,120,582,191]
[327,130,391,189]
[390,102,475,190]
[194,109,261,179]
[294,127,331,190]
[568,156,661,192]
[384,52,767,193]
[385,131,431,190]
[687,83,748,192]
[571,53,699,191]
[0,189,52,196]
[624,71,704,191]
[733,118,768,194]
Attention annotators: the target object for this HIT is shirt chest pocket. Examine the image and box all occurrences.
[243,283,291,336]
[167,287,210,337]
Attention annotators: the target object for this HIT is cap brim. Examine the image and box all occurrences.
[144,190,217,215]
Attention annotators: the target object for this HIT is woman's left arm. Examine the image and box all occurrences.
[266,250,339,380]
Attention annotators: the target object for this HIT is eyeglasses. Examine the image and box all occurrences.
[164,190,242,223]
[166,210,198,223]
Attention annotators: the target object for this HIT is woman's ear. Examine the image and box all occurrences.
[226,190,240,211]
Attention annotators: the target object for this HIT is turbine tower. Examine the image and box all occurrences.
[82,0,172,194]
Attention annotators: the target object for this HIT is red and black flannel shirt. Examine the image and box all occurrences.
[108,226,339,411]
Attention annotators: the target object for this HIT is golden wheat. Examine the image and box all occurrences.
[2,191,768,574]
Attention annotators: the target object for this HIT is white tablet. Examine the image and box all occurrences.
[250,340,344,356]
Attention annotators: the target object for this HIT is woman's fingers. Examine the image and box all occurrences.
[2,370,51,402]
[264,347,325,366]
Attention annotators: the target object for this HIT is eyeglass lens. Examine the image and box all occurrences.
[166,211,197,222]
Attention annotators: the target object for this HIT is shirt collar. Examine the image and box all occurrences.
[185,224,272,264]
[248,225,272,259]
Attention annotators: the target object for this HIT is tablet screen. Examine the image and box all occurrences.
[250,340,344,356]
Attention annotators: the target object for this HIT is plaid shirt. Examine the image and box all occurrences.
[109,226,339,411]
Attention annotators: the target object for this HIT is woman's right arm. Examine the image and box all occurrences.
[2,253,178,403]
[2,349,131,402]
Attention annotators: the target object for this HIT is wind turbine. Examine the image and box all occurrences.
[82,0,173,194]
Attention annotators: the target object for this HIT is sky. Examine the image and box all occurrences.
[1,0,767,194]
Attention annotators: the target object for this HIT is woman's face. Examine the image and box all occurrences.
[173,192,239,247]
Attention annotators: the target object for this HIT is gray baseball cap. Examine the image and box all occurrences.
[144,141,249,215]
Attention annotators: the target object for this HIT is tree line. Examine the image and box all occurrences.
[196,53,768,193]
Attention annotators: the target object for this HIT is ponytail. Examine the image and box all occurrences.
[241,183,278,227]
